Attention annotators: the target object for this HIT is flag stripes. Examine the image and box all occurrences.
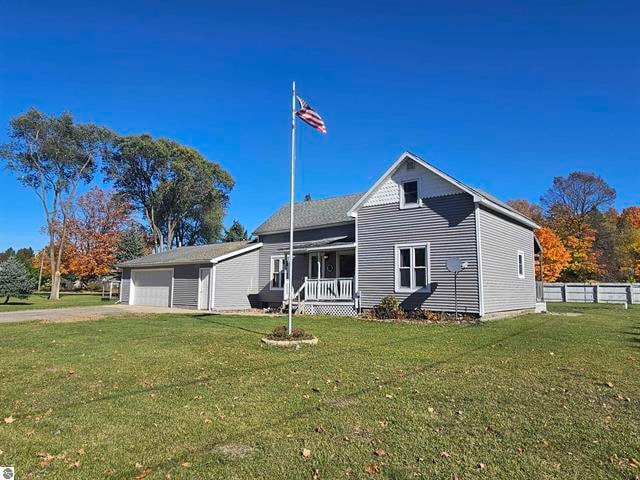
[296,96,327,134]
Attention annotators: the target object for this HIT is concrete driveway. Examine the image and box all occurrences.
[0,304,190,324]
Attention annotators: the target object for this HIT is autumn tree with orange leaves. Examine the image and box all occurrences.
[534,227,570,281]
[34,187,134,282]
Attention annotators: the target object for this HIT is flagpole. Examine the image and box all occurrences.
[287,80,296,335]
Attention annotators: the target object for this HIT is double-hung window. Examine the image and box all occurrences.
[517,250,525,279]
[400,180,419,208]
[395,243,430,292]
[270,255,287,290]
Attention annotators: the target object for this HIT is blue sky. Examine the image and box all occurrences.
[1,0,638,251]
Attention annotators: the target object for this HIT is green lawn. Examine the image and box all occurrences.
[0,293,114,312]
[0,304,638,479]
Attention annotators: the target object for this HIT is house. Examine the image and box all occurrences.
[117,152,545,317]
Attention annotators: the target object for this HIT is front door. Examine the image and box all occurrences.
[198,268,211,310]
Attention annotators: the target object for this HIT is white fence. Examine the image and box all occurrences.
[544,283,640,304]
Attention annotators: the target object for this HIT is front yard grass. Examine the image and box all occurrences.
[0,293,114,312]
[0,303,638,479]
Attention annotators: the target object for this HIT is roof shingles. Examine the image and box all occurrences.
[116,241,255,268]
[253,193,362,235]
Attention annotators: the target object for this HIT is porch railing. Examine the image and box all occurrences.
[285,277,355,302]
[304,277,354,301]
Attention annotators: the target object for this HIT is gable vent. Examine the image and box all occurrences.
[406,160,415,170]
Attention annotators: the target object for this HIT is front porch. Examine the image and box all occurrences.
[277,236,358,315]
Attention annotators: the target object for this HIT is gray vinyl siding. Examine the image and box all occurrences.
[214,249,260,310]
[172,264,210,309]
[358,193,480,313]
[257,223,355,305]
[120,268,131,303]
[478,207,536,313]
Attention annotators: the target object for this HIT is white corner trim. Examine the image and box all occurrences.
[210,264,217,310]
[170,268,174,308]
[211,242,263,264]
[474,204,485,317]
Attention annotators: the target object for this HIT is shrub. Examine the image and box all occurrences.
[86,280,101,292]
[267,325,313,340]
[405,309,478,322]
[370,295,405,319]
[270,325,288,338]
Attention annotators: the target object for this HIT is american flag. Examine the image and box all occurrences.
[295,96,327,134]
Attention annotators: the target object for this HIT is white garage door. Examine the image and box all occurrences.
[131,269,172,307]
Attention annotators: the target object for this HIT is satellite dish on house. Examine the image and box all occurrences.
[446,257,468,273]
[446,257,468,320]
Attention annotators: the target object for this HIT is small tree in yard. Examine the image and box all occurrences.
[0,257,35,304]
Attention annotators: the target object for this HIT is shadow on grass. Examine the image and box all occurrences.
[17,317,547,424]
[139,320,549,474]
[188,314,271,336]
[1,301,33,306]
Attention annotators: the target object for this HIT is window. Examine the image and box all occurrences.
[270,255,287,289]
[401,180,419,207]
[395,243,430,292]
[517,250,525,279]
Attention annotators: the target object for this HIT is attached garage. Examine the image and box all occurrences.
[117,241,261,311]
[130,269,173,307]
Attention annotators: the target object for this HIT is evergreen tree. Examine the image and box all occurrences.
[116,227,146,263]
[15,247,37,279]
[0,256,36,303]
[223,220,250,242]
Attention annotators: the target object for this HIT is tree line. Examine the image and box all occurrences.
[0,108,250,301]
[507,172,639,282]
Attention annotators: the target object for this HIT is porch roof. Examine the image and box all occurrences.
[277,236,356,254]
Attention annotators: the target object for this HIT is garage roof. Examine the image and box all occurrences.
[116,241,260,268]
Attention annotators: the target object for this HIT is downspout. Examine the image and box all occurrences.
[474,204,485,317]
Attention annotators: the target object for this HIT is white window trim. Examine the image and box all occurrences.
[517,250,525,279]
[269,254,286,290]
[394,243,431,293]
[399,178,421,209]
